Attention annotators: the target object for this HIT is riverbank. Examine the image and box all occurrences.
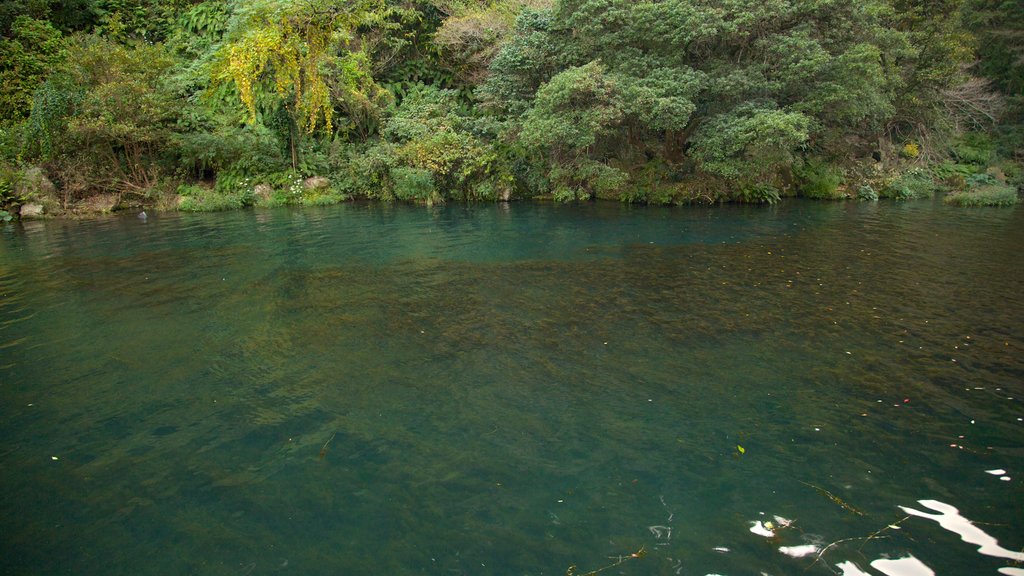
[5,156,1021,221]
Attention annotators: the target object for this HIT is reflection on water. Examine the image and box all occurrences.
[901,500,1024,561]
[870,555,935,576]
[0,201,1022,576]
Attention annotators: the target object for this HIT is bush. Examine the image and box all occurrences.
[856,184,878,201]
[944,183,1018,206]
[176,183,247,212]
[0,163,27,211]
[390,166,437,202]
[951,132,996,165]
[738,183,782,205]
[881,169,936,200]
[795,160,844,199]
[900,142,920,158]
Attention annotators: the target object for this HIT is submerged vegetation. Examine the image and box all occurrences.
[0,0,1020,215]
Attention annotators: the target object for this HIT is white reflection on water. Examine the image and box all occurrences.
[899,500,1024,562]
[870,555,935,576]
[835,560,872,575]
[778,544,819,557]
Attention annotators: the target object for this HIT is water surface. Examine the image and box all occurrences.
[1,200,1022,576]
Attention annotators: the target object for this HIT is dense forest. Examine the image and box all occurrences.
[0,0,1021,216]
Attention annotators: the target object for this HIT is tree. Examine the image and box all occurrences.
[481,0,916,199]
[25,35,178,199]
[0,16,67,123]
[212,0,383,162]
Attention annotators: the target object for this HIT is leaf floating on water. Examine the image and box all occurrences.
[737,444,746,454]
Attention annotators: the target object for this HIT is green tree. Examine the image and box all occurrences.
[482,0,916,199]
[0,16,67,123]
[25,35,178,199]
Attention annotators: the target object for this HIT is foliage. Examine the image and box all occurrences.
[795,160,845,200]
[25,36,178,198]
[176,183,249,211]
[691,106,810,183]
[738,184,782,205]
[3,0,1016,210]
[943,182,1018,206]
[857,185,879,202]
[881,168,936,200]
[390,166,437,202]
[0,164,28,212]
[950,132,996,165]
[212,0,380,135]
[0,17,67,123]
[964,0,1024,95]
[434,0,549,86]
[901,142,921,158]
[481,0,916,200]
[355,85,512,201]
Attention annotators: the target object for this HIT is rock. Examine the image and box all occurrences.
[78,194,119,213]
[18,203,44,218]
[254,184,273,200]
[303,176,330,190]
[16,167,56,198]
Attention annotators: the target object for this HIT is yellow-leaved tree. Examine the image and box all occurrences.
[212,0,382,167]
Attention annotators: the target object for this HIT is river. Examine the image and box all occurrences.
[0,200,1022,576]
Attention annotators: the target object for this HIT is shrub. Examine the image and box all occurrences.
[900,142,920,158]
[739,183,782,205]
[0,164,27,211]
[176,183,247,212]
[944,183,1018,206]
[795,160,844,199]
[881,169,935,200]
[0,16,67,123]
[390,166,437,202]
[856,184,878,201]
[951,132,996,165]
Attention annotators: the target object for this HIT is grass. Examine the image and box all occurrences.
[943,183,1019,207]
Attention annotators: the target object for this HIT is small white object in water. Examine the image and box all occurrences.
[773,516,793,528]
[51,456,58,461]
[998,568,1024,576]
[749,520,775,537]
[779,544,819,558]
[987,469,1008,475]
[1000,476,1011,481]
[712,547,730,553]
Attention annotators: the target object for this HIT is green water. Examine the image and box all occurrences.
[1,200,1022,576]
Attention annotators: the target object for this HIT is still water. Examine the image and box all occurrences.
[0,200,1022,576]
